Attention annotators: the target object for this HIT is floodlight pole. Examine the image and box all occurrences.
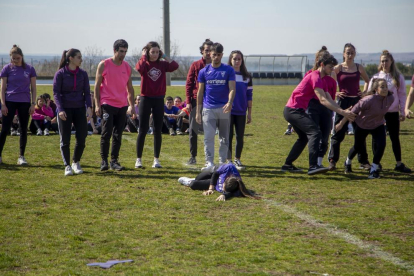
[163,0,171,86]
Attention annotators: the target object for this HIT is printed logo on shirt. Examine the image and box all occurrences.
[24,71,30,78]
[148,67,162,81]
[220,71,226,78]
[206,79,226,85]
[206,70,212,75]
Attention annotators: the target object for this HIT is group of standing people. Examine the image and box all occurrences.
[283,43,413,179]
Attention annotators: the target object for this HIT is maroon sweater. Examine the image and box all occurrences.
[135,55,179,97]
[185,58,207,104]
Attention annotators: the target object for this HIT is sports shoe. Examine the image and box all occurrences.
[394,163,412,173]
[359,162,371,170]
[100,159,109,171]
[110,160,124,171]
[368,170,380,179]
[201,161,215,172]
[169,128,176,136]
[36,129,43,136]
[71,162,83,174]
[178,177,195,187]
[44,129,50,136]
[152,159,162,168]
[347,130,354,135]
[65,165,73,176]
[284,129,292,135]
[17,156,28,165]
[307,165,329,175]
[16,131,20,136]
[281,164,302,172]
[186,156,196,165]
[11,129,17,136]
[176,129,183,135]
[328,160,336,171]
[135,158,143,168]
[147,127,153,135]
[234,159,246,170]
[344,163,353,174]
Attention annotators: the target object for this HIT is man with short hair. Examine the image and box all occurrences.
[185,39,213,165]
[196,43,236,170]
[94,39,136,171]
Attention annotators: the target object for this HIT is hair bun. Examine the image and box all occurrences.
[12,44,17,48]
[321,46,327,51]
[205,39,211,42]
[382,50,389,55]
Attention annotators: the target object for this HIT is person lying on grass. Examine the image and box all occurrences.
[178,162,260,201]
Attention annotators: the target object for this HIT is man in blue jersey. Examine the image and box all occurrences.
[196,43,236,170]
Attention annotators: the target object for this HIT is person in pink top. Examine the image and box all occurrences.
[30,95,54,136]
[134,41,179,169]
[94,39,136,171]
[367,50,411,173]
[405,74,414,118]
[282,52,356,175]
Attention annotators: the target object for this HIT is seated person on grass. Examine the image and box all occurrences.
[42,93,58,133]
[163,96,185,135]
[174,96,189,132]
[126,95,140,133]
[30,95,54,136]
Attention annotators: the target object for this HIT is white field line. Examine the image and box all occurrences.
[265,200,414,274]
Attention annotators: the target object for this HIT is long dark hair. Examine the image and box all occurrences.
[10,45,26,69]
[142,41,161,62]
[365,78,390,97]
[312,46,329,71]
[342,43,356,62]
[228,50,250,81]
[58,48,81,69]
[35,95,46,110]
[223,177,261,200]
[378,50,401,89]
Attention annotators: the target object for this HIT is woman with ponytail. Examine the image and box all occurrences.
[53,48,92,176]
[367,50,411,173]
[0,45,37,165]
[177,162,260,201]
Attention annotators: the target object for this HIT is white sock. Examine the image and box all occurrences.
[317,157,323,166]
[345,157,352,165]
[371,163,379,172]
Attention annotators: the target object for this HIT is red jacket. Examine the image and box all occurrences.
[135,55,179,97]
[185,58,207,104]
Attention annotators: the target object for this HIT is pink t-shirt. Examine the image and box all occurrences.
[286,70,325,109]
[100,58,131,108]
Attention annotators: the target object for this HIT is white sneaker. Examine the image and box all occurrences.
[65,165,73,176]
[44,129,50,136]
[36,129,43,136]
[135,158,143,168]
[234,159,246,170]
[152,159,162,168]
[11,129,17,136]
[17,156,28,165]
[71,162,83,174]
[201,161,215,171]
[178,177,195,186]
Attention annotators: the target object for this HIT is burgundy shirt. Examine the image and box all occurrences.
[352,93,394,130]
[337,64,361,97]
[185,58,207,104]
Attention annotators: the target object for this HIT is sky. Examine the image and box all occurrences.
[1,0,413,57]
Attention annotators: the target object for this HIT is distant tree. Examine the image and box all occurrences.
[83,45,104,77]
[365,64,378,78]
[396,62,409,75]
[37,56,60,76]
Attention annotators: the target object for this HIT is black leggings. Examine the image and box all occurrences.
[189,170,213,190]
[137,96,164,158]
[348,124,386,165]
[380,112,401,162]
[307,99,332,158]
[0,101,31,156]
[227,114,246,159]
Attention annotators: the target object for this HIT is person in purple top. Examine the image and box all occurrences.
[177,163,260,201]
[226,50,253,170]
[196,43,236,171]
[0,45,37,165]
[53,48,92,176]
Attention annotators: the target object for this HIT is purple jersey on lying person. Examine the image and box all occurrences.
[215,163,241,194]
[164,105,180,123]
[198,64,236,109]
[232,72,253,115]
[0,63,36,103]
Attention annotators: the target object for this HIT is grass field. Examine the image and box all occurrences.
[1,85,414,275]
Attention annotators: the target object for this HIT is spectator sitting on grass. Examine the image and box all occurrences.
[126,95,140,133]
[42,93,58,133]
[163,96,184,135]
[11,113,20,136]
[30,95,54,136]
[174,96,189,133]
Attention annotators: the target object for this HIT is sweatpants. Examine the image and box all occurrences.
[57,107,88,166]
[0,101,31,157]
[283,106,321,167]
[202,107,231,164]
[136,96,164,158]
[227,114,246,160]
[100,104,128,161]
[348,124,386,165]
[189,170,213,190]
[189,99,202,158]
[307,99,332,158]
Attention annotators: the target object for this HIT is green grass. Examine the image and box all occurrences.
[1,85,413,275]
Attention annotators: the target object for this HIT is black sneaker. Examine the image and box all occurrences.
[328,160,336,171]
[307,165,329,175]
[100,159,109,171]
[344,163,353,174]
[186,157,197,165]
[110,160,124,171]
[281,164,302,172]
[368,170,380,179]
[394,163,412,173]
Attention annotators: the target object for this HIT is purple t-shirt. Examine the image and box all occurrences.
[164,105,180,123]
[0,63,37,103]
[198,63,236,109]
[215,163,241,193]
[232,72,253,116]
